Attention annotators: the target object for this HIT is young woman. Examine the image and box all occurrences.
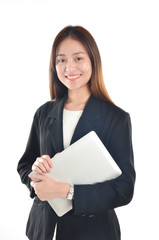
[17,26,136,240]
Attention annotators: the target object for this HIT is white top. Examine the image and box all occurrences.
[63,109,83,149]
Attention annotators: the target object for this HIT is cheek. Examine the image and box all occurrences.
[56,65,64,79]
[82,62,92,76]
[55,65,60,75]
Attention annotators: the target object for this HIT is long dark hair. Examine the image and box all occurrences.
[49,25,114,104]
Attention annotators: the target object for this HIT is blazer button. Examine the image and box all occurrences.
[88,214,94,218]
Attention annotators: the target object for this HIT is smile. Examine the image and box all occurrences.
[66,74,82,81]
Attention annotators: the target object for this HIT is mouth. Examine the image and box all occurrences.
[65,74,82,81]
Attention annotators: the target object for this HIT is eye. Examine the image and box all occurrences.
[56,58,65,64]
[75,57,83,62]
[59,59,65,63]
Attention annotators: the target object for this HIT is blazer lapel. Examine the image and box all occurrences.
[47,95,67,153]
[70,95,103,144]
[47,94,104,154]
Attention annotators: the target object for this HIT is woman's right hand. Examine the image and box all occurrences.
[31,155,53,174]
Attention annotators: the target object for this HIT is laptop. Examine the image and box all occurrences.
[45,131,122,216]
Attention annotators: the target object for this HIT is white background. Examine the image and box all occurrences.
[0,0,159,239]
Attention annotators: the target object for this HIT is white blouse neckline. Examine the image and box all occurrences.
[64,108,83,112]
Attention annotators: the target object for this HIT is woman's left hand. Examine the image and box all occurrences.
[28,173,70,201]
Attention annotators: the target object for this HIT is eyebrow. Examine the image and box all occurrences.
[56,51,85,57]
[72,51,85,56]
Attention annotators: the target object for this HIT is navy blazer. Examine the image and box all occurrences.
[17,95,135,240]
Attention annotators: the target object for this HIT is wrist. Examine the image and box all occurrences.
[59,183,70,198]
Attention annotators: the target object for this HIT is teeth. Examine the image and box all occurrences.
[67,74,81,79]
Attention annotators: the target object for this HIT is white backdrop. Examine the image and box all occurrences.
[0,0,159,239]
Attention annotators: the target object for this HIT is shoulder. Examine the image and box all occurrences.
[90,96,132,135]
[33,100,57,121]
[36,100,55,114]
[103,102,130,132]
[33,96,66,122]
[92,95,129,120]
[106,101,129,120]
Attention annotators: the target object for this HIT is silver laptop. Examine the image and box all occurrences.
[46,131,122,216]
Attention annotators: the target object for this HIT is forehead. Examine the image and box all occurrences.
[56,38,87,55]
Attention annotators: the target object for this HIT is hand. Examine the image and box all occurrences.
[28,173,70,201]
[32,155,53,174]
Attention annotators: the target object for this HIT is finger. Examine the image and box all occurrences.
[29,171,42,182]
[29,173,41,182]
[28,173,46,182]
[30,180,35,188]
[32,165,43,174]
[38,156,51,171]
[34,157,50,173]
[55,152,60,157]
[42,155,53,168]
[33,160,47,173]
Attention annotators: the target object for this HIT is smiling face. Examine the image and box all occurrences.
[55,38,92,93]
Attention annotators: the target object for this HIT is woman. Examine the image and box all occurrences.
[17,26,135,240]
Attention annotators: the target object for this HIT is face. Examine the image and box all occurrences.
[55,38,92,92]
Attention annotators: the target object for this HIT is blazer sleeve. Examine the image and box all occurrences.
[73,112,136,215]
[17,111,40,198]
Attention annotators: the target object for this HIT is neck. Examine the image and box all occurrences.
[65,87,91,110]
[67,87,91,104]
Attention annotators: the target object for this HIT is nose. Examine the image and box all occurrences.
[65,59,76,73]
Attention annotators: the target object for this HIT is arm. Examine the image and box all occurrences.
[73,112,136,215]
[17,109,70,201]
[17,111,40,198]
